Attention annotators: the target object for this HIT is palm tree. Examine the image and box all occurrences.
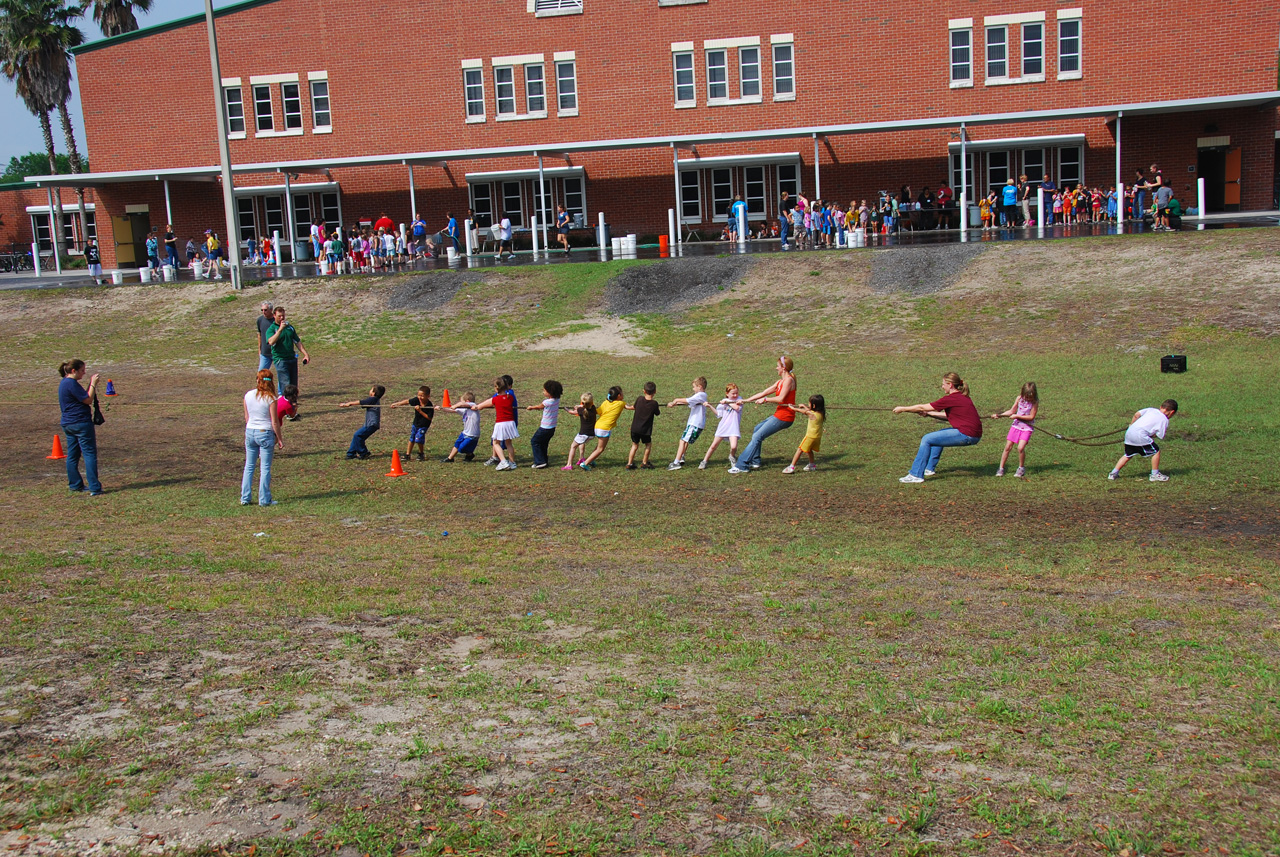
[0,0,87,256]
[89,0,149,37]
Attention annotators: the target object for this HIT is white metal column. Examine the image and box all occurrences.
[283,172,296,260]
[812,134,821,200]
[537,153,549,252]
[408,165,417,218]
[203,0,241,288]
[1114,112,1122,200]
[46,187,62,274]
[163,180,173,228]
[672,143,682,244]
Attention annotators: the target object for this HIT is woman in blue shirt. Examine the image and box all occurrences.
[57,359,102,495]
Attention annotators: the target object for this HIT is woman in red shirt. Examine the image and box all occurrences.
[731,356,797,473]
[893,372,983,483]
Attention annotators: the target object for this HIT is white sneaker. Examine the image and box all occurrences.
[1149,471,1169,482]
[923,470,936,477]
[697,461,707,470]
[1107,471,1118,480]
[667,461,682,471]
[782,465,795,474]
[995,468,1005,477]
[728,466,746,474]
[803,463,816,472]
[484,457,498,466]
[899,474,924,483]
[727,455,737,469]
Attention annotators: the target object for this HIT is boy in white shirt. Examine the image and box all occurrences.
[1109,399,1177,481]
[440,393,482,462]
[667,377,709,470]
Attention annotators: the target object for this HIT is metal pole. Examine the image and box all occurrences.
[283,172,295,262]
[1197,177,1206,220]
[408,165,416,219]
[47,187,62,274]
[812,133,821,200]
[537,154,549,253]
[1036,186,1045,237]
[959,123,968,228]
[1114,112,1122,200]
[163,180,173,228]
[672,143,682,244]
[203,0,242,289]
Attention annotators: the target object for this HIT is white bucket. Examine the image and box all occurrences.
[110,270,123,285]
[446,246,458,262]
[191,260,203,278]
[138,267,152,283]
[626,234,638,250]
[611,237,623,253]
[162,265,176,282]
[319,259,330,275]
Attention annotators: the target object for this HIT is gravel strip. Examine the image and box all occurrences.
[869,244,988,296]
[386,272,482,311]
[605,256,757,314]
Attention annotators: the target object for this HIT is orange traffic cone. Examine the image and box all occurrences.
[386,449,406,478]
[441,389,452,409]
[47,434,66,460]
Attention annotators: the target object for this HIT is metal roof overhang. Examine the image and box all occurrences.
[25,90,1280,187]
[676,152,802,168]
[947,133,1087,151]
[464,165,585,183]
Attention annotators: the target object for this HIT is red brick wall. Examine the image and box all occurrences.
[57,0,1280,248]
[0,186,99,256]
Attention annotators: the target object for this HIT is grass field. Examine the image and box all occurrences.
[1,229,1278,857]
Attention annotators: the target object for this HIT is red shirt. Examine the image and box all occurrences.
[931,393,982,438]
[374,216,395,232]
[276,397,296,420]
[494,391,515,423]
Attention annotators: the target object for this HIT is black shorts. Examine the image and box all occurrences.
[1123,442,1159,458]
[558,226,570,235]
[630,431,652,445]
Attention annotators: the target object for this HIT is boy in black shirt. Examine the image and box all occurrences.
[389,386,434,461]
[84,239,103,285]
[625,381,661,470]
[340,385,385,459]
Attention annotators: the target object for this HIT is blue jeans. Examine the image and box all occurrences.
[274,358,298,396]
[779,217,790,248]
[165,247,178,267]
[909,428,981,478]
[63,421,101,494]
[739,416,795,468]
[530,426,556,466]
[348,424,379,456]
[1135,191,1147,220]
[241,428,275,505]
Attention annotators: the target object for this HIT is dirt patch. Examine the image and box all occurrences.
[605,256,757,314]
[385,272,484,312]
[519,316,650,357]
[869,244,989,296]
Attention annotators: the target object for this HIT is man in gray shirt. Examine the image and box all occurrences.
[1154,185,1174,232]
[256,302,276,386]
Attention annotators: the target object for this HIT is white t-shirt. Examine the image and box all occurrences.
[1125,408,1169,447]
[714,398,743,438]
[540,398,560,429]
[685,391,709,429]
[382,234,395,252]
[455,405,481,438]
[500,218,512,240]
[244,390,274,431]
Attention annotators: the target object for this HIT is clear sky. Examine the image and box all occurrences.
[0,0,220,171]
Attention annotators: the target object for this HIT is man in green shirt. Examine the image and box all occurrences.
[266,306,311,418]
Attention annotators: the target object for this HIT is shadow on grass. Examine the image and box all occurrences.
[285,488,375,501]
[119,475,205,491]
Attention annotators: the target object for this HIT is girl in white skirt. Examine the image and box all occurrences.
[472,378,520,471]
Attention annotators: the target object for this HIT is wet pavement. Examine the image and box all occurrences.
[3,213,1276,292]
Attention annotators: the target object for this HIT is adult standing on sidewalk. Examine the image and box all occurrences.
[731,356,797,473]
[779,191,795,249]
[1018,175,1033,226]
[266,306,310,419]
[58,359,103,496]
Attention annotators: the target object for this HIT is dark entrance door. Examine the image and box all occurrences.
[1196,148,1227,213]
[128,213,150,266]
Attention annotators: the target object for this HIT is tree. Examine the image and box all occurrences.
[0,150,79,182]
[89,0,149,38]
[0,0,87,256]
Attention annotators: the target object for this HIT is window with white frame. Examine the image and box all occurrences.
[30,213,51,253]
[264,196,285,237]
[502,181,523,226]
[679,171,701,221]
[292,194,311,239]
[320,192,340,234]
[986,26,1007,79]
[464,68,485,120]
[950,152,976,196]
[1058,17,1081,77]
[310,80,331,129]
[777,163,799,199]
[253,85,273,132]
[1022,23,1043,77]
[745,166,766,216]
[470,183,493,228]
[988,151,1011,192]
[224,86,245,135]
[525,63,546,114]
[673,51,695,104]
[1058,146,1082,188]
[237,197,257,242]
[739,47,760,98]
[1022,149,1044,187]
[950,27,972,85]
[706,49,727,100]
[563,177,585,219]
[281,82,302,130]
[711,168,733,217]
[495,67,516,116]
[772,41,794,99]
[60,211,96,245]
[556,60,577,113]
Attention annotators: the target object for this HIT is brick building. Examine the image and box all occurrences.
[7,0,1280,268]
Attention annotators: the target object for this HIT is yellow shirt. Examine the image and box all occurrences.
[799,411,824,452]
[594,399,626,432]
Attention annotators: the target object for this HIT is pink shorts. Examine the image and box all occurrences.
[1007,424,1033,444]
